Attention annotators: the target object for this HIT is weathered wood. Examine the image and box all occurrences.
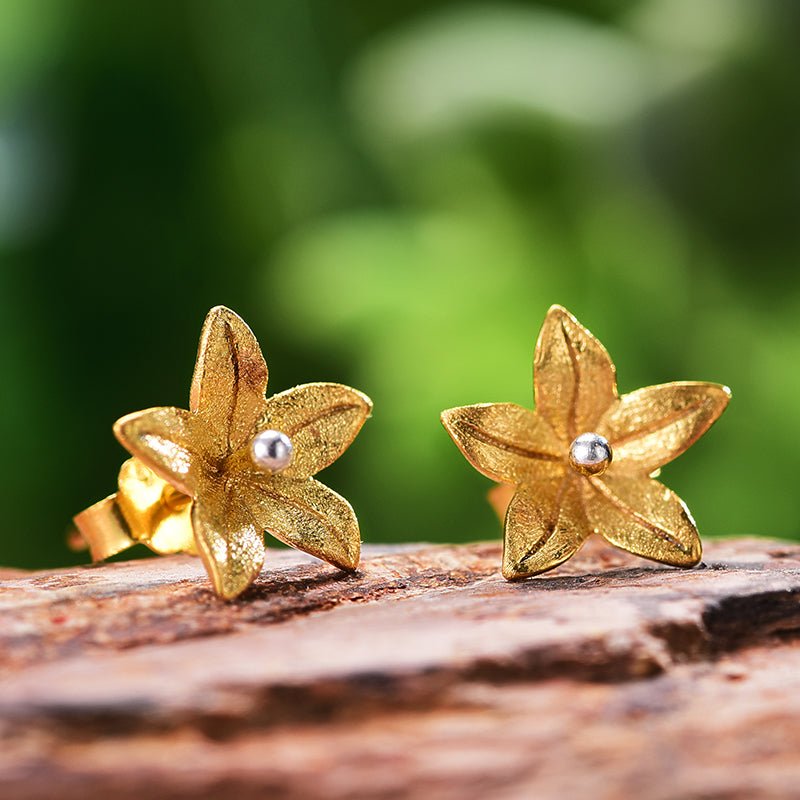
[2,538,800,799]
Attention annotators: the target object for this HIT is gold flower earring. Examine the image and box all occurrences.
[75,306,372,599]
[441,305,730,579]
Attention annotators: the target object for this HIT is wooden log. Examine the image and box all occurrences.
[2,538,800,799]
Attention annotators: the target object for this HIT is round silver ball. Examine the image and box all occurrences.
[569,432,612,477]
[251,430,293,473]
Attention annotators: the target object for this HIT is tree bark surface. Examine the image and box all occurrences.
[2,538,800,800]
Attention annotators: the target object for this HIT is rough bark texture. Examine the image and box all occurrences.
[2,538,800,799]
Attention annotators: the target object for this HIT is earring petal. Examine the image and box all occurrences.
[192,482,265,600]
[534,305,618,443]
[502,473,588,579]
[599,382,731,476]
[245,475,360,572]
[114,407,202,497]
[584,474,702,566]
[190,306,268,455]
[262,382,372,479]
[441,403,563,484]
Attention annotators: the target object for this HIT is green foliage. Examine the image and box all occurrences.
[1,0,798,567]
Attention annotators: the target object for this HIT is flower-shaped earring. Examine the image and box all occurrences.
[75,306,372,599]
[441,305,730,578]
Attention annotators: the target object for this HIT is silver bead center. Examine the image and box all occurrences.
[569,432,612,477]
[251,430,293,473]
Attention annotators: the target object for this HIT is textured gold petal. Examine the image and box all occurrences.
[243,474,360,571]
[114,407,202,497]
[441,403,563,484]
[502,471,589,579]
[583,474,702,567]
[261,382,372,479]
[192,481,265,599]
[190,306,268,456]
[599,382,731,476]
[116,458,195,554]
[534,305,618,444]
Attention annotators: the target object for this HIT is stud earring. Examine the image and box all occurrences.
[441,305,730,579]
[74,306,372,599]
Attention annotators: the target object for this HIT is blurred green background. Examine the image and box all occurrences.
[2,0,799,569]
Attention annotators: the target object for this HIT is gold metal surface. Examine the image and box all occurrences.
[73,496,136,562]
[72,459,195,560]
[116,458,195,555]
[441,305,730,578]
[75,306,372,599]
